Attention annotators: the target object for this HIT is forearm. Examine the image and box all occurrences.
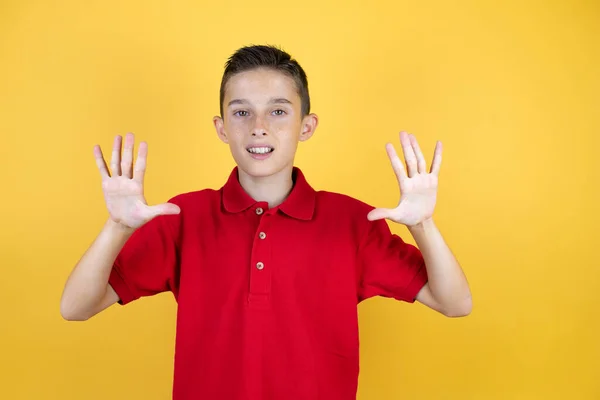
[60,219,132,320]
[408,218,471,314]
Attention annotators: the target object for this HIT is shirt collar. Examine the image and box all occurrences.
[222,166,316,220]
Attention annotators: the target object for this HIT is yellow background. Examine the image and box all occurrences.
[1,0,598,399]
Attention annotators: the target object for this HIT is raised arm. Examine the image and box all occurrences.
[60,133,180,321]
[367,131,472,317]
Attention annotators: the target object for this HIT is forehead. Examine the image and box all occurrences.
[224,68,299,103]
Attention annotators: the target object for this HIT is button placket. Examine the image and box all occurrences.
[249,205,272,300]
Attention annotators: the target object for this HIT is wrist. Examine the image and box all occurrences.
[104,218,135,239]
[407,217,435,234]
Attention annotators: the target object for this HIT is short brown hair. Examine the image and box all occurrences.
[219,45,310,117]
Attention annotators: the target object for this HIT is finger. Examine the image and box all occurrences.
[133,141,148,185]
[147,203,181,218]
[121,132,135,179]
[409,134,427,174]
[93,145,110,179]
[110,135,122,176]
[430,141,443,176]
[399,131,418,177]
[385,143,407,185]
[367,207,392,221]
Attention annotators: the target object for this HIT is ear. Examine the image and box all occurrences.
[299,113,318,142]
[213,116,228,144]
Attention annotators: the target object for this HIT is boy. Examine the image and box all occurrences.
[61,45,471,399]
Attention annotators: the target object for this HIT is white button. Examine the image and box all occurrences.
[256,262,264,270]
[256,207,264,215]
[259,232,266,239]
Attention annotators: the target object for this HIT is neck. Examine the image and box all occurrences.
[237,166,295,209]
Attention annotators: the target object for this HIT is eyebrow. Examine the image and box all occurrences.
[227,98,293,107]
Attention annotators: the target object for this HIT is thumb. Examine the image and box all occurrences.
[147,202,181,218]
[367,207,392,221]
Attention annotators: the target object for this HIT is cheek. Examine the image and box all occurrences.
[272,118,301,135]
[223,123,247,141]
[224,122,239,134]
[271,116,296,127]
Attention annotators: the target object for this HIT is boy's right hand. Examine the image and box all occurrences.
[94,133,181,232]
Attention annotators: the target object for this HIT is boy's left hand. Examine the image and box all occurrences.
[367,131,442,227]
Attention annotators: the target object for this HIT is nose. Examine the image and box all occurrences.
[251,116,268,136]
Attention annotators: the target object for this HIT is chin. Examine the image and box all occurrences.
[236,155,290,179]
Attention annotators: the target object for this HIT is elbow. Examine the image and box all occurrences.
[60,296,90,322]
[61,308,90,322]
[442,295,472,318]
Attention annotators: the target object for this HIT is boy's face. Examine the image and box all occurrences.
[213,68,318,179]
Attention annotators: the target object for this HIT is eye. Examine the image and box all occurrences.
[272,109,286,116]
[234,110,249,117]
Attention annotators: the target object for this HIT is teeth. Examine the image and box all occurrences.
[247,147,273,154]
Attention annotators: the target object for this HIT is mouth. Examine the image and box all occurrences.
[246,146,274,155]
[246,145,275,160]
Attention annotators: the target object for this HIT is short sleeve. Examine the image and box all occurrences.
[108,211,181,305]
[357,218,428,303]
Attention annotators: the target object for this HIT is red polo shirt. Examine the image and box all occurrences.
[108,166,428,400]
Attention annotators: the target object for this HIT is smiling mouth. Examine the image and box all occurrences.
[247,146,274,154]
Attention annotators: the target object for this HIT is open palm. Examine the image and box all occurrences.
[94,133,180,231]
[367,131,442,227]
